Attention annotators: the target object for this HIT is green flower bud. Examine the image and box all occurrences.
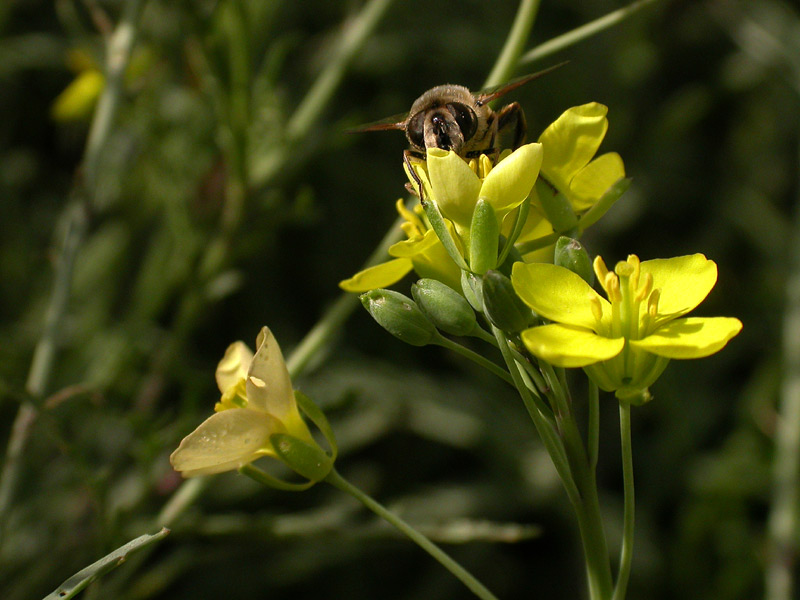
[270,433,334,482]
[360,289,437,346]
[481,270,532,333]
[411,278,478,337]
[469,198,499,275]
[554,236,594,285]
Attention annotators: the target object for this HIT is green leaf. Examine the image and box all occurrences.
[42,529,170,600]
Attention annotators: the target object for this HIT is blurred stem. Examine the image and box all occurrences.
[765,137,800,600]
[612,403,634,600]
[84,0,144,190]
[0,0,144,546]
[519,0,658,65]
[286,0,393,144]
[433,335,514,385]
[221,0,251,235]
[324,468,500,600]
[482,0,541,89]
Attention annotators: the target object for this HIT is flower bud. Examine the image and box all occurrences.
[481,270,532,333]
[554,236,594,285]
[411,278,478,337]
[270,433,334,482]
[360,289,437,346]
[469,198,499,275]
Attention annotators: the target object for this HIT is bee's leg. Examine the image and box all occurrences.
[496,102,527,149]
[403,150,426,204]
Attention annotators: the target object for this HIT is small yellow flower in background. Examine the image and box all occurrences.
[536,103,625,213]
[51,49,105,122]
[170,327,318,477]
[339,199,462,292]
[512,253,742,403]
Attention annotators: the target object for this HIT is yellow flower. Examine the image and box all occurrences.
[407,144,543,240]
[512,254,742,402]
[536,103,625,213]
[170,327,320,477]
[339,199,462,292]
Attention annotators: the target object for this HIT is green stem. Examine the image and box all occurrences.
[588,382,600,472]
[470,324,500,347]
[612,403,634,600]
[324,468,500,600]
[483,0,541,88]
[286,0,392,143]
[537,360,613,599]
[434,335,514,385]
[493,327,580,505]
[519,0,658,65]
[557,405,614,600]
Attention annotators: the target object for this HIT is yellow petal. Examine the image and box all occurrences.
[512,262,609,330]
[338,258,413,292]
[539,103,609,190]
[427,148,482,229]
[169,409,279,477]
[215,341,254,394]
[568,152,625,212]
[640,254,717,323]
[521,324,624,368]
[479,143,543,215]
[247,327,295,417]
[630,317,742,359]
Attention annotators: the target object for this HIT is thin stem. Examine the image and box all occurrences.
[536,359,613,600]
[483,0,541,88]
[470,324,499,347]
[434,335,514,385]
[588,382,600,472]
[286,0,392,142]
[519,0,658,65]
[493,327,580,505]
[324,468,500,600]
[612,403,634,600]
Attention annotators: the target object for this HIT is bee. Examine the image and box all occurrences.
[352,62,567,159]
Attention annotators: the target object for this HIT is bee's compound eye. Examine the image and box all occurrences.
[446,103,477,141]
[406,111,426,149]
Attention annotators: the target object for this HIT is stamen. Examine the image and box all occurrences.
[590,296,604,322]
[594,256,610,293]
[606,272,622,303]
[636,272,653,303]
[468,158,478,174]
[647,288,661,315]
[479,154,493,178]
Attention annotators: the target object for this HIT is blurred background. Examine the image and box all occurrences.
[0,0,797,598]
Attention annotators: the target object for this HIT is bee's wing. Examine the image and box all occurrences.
[476,61,569,104]
[347,111,409,134]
